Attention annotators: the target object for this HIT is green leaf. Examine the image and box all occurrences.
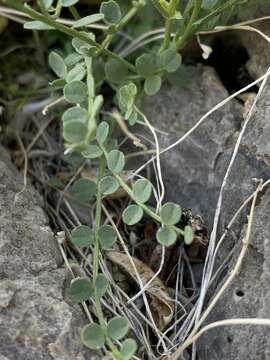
[105,59,128,83]
[62,0,79,6]
[100,0,122,24]
[96,121,109,145]
[107,316,129,341]
[82,145,103,159]
[72,32,95,54]
[65,53,83,67]
[71,225,94,247]
[95,274,109,298]
[160,48,182,73]
[135,53,155,78]
[127,109,138,126]
[63,81,87,104]
[98,224,117,249]
[73,14,104,28]
[63,120,87,144]
[120,339,137,360]
[66,64,86,83]
[50,79,66,89]
[70,179,97,203]
[184,225,194,245]
[144,75,162,96]
[42,0,53,9]
[81,323,105,350]
[100,176,119,195]
[24,21,54,30]
[49,51,67,79]
[202,0,219,9]
[157,227,177,246]
[118,83,137,119]
[69,277,93,303]
[133,178,152,204]
[107,150,125,173]
[160,202,181,225]
[122,205,143,226]
[62,106,88,123]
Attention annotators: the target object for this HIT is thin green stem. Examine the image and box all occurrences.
[175,0,202,49]
[161,17,173,51]
[69,5,81,21]
[151,0,170,18]
[97,148,185,236]
[93,158,122,360]
[193,0,243,29]
[3,0,136,72]
[85,57,97,144]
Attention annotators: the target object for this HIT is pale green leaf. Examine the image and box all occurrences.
[135,53,155,78]
[184,225,194,245]
[69,277,93,303]
[122,204,143,226]
[160,202,181,225]
[62,106,88,123]
[95,274,109,298]
[71,225,94,247]
[107,150,125,173]
[100,0,122,24]
[63,120,87,144]
[63,81,87,104]
[107,316,129,341]
[82,145,103,159]
[144,75,162,95]
[120,339,137,360]
[73,14,104,28]
[133,178,152,204]
[70,179,97,203]
[98,224,117,249]
[100,176,119,195]
[96,121,109,145]
[157,227,177,246]
[49,51,67,79]
[62,0,79,7]
[66,64,86,83]
[105,59,128,83]
[81,323,105,350]
[24,21,54,30]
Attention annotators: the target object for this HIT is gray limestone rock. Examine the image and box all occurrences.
[0,160,97,360]
[142,64,270,359]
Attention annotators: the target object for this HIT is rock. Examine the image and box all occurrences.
[0,160,98,359]
[142,65,244,226]
[142,63,270,359]
[196,188,270,360]
[240,22,270,79]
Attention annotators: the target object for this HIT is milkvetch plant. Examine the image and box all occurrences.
[3,0,247,358]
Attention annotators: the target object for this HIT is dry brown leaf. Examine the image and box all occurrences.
[106,251,174,331]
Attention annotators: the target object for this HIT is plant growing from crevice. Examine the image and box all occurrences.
[1,0,248,358]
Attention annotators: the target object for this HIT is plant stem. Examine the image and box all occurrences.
[193,0,244,29]
[151,0,170,18]
[160,0,180,50]
[175,0,202,49]
[93,157,122,360]
[2,0,136,72]
[107,166,185,236]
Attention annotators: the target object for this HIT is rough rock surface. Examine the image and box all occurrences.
[142,65,245,226]
[0,160,97,359]
[142,64,270,359]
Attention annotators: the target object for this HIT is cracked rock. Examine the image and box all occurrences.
[0,160,98,360]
